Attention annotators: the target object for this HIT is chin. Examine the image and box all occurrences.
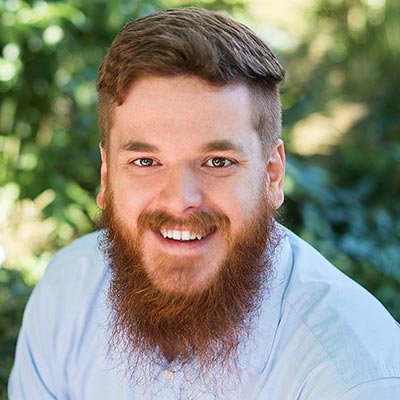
[145,257,222,296]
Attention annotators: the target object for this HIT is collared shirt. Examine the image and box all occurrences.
[8,228,400,399]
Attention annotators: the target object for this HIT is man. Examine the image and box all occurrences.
[9,7,400,399]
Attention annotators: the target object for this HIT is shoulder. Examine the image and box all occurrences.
[39,230,109,296]
[10,231,112,398]
[46,230,106,275]
[24,230,110,336]
[23,230,111,357]
[280,229,400,393]
[27,229,110,315]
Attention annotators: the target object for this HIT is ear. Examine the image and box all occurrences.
[97,144,108,210]
[266,139,285,210]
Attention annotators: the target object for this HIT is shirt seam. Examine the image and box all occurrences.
[284,299,349,387]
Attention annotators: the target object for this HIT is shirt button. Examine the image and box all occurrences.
[162,369,175,379]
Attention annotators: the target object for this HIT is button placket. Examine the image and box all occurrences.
[162,369,175,380]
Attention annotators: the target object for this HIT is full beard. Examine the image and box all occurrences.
[98,189,281,386]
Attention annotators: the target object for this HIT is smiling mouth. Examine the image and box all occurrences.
[159,227,215,241]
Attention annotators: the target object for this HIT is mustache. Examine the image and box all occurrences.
[137,209,230,234]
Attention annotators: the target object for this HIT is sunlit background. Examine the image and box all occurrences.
[0,0,399,396]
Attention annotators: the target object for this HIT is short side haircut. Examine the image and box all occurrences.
[96,7,285,151]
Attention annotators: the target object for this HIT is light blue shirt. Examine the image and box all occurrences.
[9,228,400,399]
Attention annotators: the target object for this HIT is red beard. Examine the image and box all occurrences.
[99,189,281,379]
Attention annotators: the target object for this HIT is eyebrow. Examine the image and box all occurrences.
[200,140,244,153]
[119,139,244,153]
[120,141,159,152]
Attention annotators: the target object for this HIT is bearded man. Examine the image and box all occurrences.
[9,7,400,400]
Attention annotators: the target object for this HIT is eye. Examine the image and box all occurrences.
[204,157,234,168]
[132,158,159,167]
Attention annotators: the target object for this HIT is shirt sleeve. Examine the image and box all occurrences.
[8,326,57,399]
[338,378,400,400]
[8,272,63,399]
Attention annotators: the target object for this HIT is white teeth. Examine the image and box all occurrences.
[160,228,207,241]
[172,230,181,240]
[181,231,191,241]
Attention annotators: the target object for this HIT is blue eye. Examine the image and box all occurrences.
[204,157,233,168]
[132,158,159,167]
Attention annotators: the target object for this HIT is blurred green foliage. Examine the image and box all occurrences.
[0,0,399,397]
[281,0,400,318]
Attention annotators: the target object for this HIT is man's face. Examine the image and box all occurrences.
[98,76,285,295]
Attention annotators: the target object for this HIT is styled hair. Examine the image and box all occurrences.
[96,7,285,151]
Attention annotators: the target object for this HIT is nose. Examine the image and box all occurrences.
[158,165,204,215]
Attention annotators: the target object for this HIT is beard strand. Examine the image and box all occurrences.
[98,190,281,388]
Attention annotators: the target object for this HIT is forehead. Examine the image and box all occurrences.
[110,76,261,154]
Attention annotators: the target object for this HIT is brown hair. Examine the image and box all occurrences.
[96,7,285,150]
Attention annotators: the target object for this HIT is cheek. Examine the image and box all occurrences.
[108,179,155,228]
[212,177,264,232]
